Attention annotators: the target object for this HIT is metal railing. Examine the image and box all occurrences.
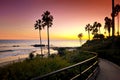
[31,51,99,80]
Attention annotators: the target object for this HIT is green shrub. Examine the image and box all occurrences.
[0,50,94,80]
[57,48,66,56]
[29,52,34,60]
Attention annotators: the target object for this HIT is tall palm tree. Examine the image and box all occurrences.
[92,22,99,35]
[34,19,43,55]
[117,10,120,36]
[112,0,115,37]
[114,4,120,36]
[78,33,83,46]
[42,11,53,56]
[85,24,92,40]
[104,17,112,37]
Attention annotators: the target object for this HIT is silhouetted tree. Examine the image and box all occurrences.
[85,24,92,40]
[104,17,112,37]
[114,4,120,36]
[34,19,43,55]
[112,0,115,36]
[114,4,120,17]
[91,22,99,35]
[78,33,83,45]
[42,11,53,56]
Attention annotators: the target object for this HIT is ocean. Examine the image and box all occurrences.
[0,40,86,59]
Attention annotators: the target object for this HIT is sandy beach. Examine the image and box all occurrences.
[0,49,58,67]
[0,54,28,67]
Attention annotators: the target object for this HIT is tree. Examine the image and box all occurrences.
[104,17,112,37]
[78,33,83,46]
[91,22,101,35]
[85,24,92,40]
[42,11,53,56]
[112,0,115,37]
[34,19,43,55]
[114,4,120,36]
[91,22,99,35]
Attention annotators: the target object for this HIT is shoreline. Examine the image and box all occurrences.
[0,47,78,67]
[0,54,28,67]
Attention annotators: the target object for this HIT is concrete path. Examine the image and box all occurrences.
[97,59,120,80]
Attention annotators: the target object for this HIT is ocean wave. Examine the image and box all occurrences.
[0,50,14,52]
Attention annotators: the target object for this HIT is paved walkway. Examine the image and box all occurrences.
[97,59,120,80]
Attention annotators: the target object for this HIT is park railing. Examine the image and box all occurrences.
[31,51,99,80]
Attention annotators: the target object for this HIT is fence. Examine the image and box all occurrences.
[31,51,99,80]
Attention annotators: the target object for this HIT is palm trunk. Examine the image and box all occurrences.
[79,38,81,53]
[109,32,110,37]
[88,31,90,40]
[47,26,50,56]
[79,38,82,46]
[39,28,43,55]
[108,28,111,37]
[112,0,115,37]
[104,29,106,38]
[117,13,119,36]
[99,27,101,34]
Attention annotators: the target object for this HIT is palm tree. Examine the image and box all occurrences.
[104,17,112,37]
[117,10,120,36]
[114,4,120,36]
[112,0,115,37]
[91,22,99,35]
[42,11,53,56]
[34,19,43,55]
[85,24,92,40]
[78,33,83,46]
[117,13,119,36]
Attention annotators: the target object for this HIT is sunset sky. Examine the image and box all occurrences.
[0,0,120,40]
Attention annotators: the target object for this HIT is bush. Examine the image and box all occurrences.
[29,52,34,60]
[0,50,94,80]
[57,48,66,56]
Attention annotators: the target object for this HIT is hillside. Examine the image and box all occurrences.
[81,36,120,66]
